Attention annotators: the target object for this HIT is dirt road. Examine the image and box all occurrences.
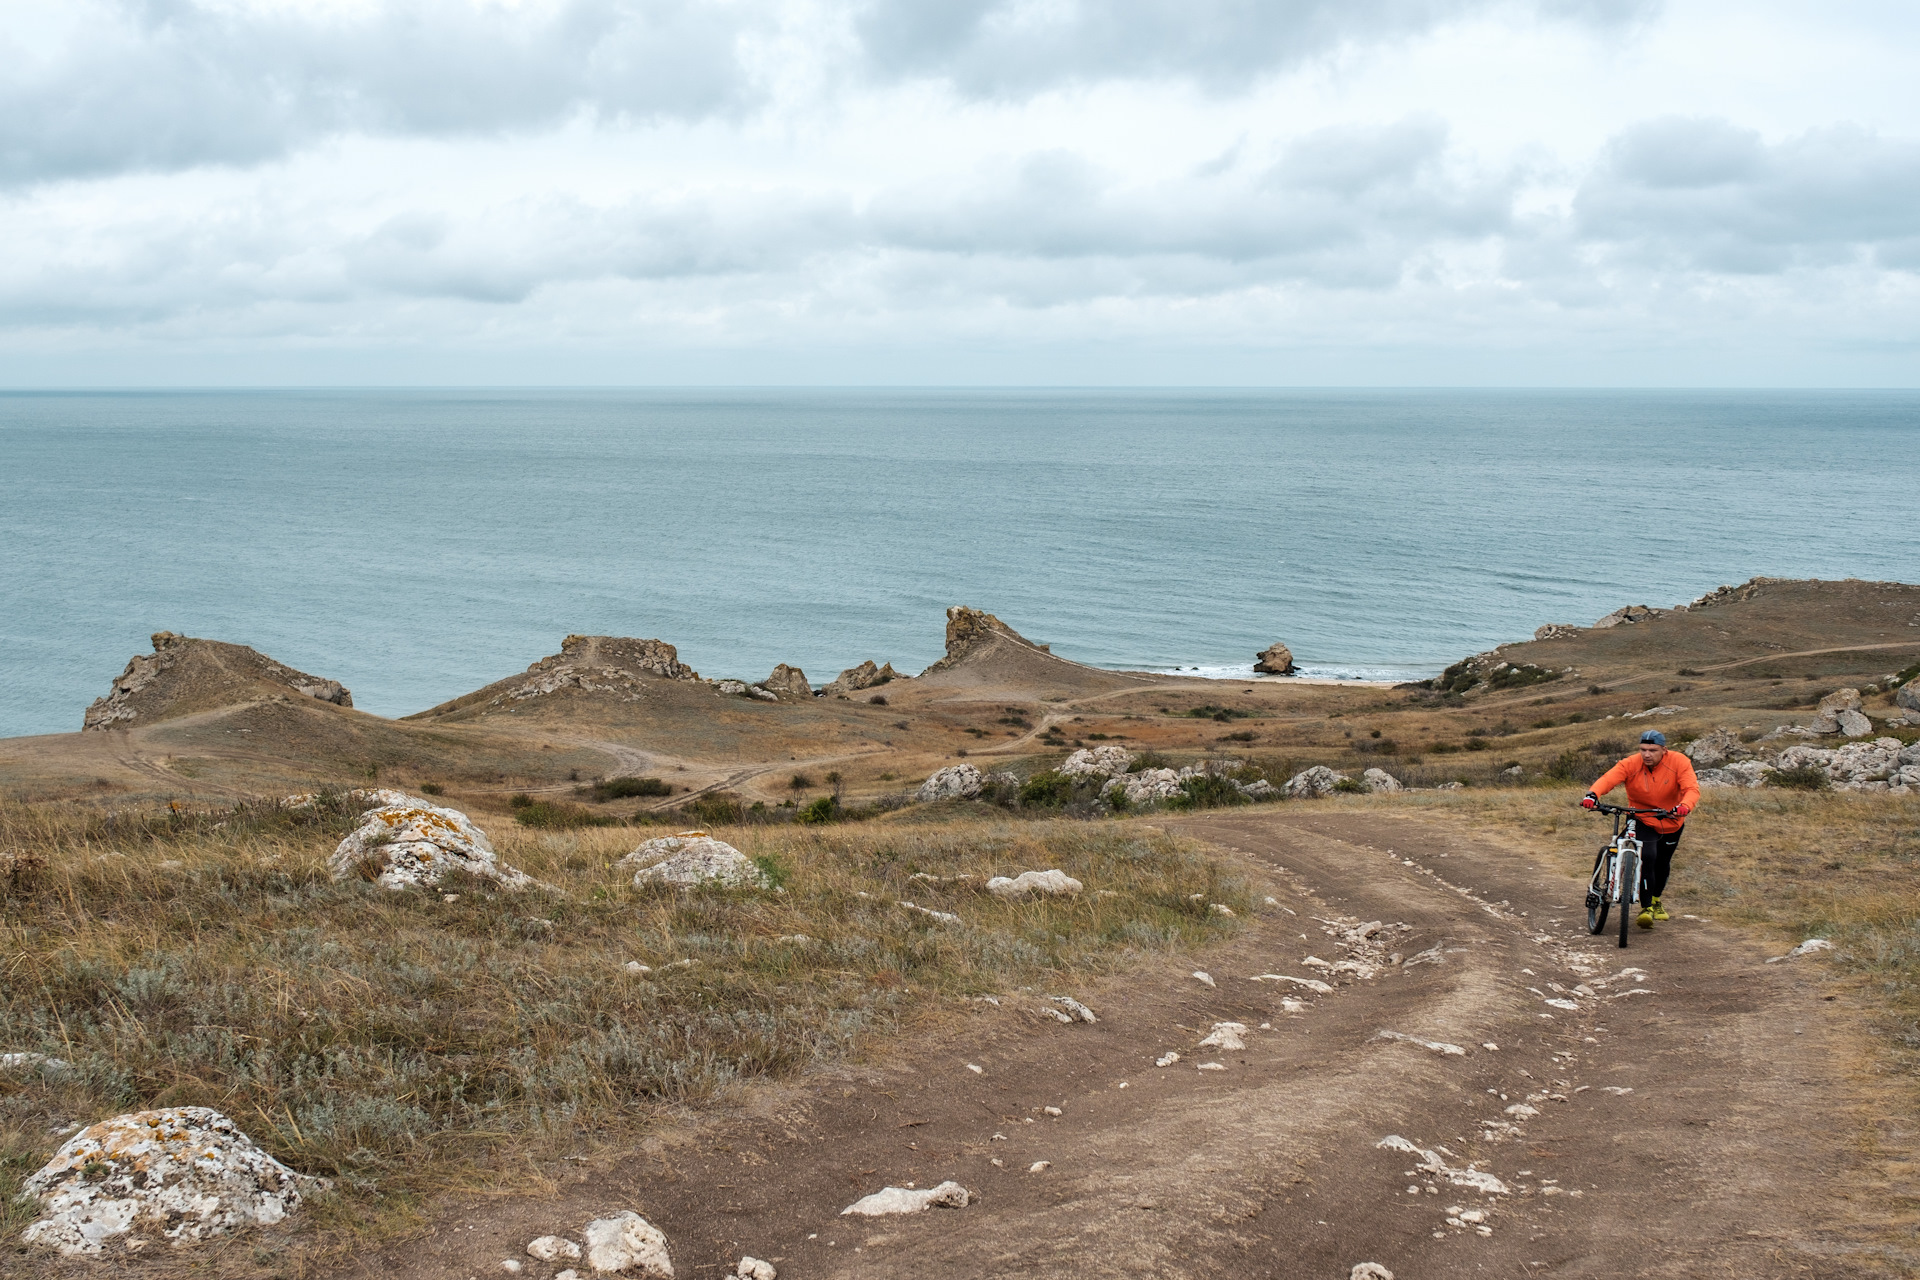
[349,810,1894,1279]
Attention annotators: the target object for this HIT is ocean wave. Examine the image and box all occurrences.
[1137,662,1441,684]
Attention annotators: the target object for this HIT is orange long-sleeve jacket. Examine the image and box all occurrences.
[1589,750,1700,833]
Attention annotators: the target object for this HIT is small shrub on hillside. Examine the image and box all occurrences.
[1018,771,1077,809]
[591,776,672,801]
[682,792,745,826]
[512,799,623,829]
[1186,705,1253,722]
[1166,774,1247,811]
[1465,739,1489,752]
[1221,730,1256,742]
[1768,765,1831,792]
[1333,778,1369,794]
[799,796,839,824]
[868,695,888,706]
[419,782,445,795]
[1545,750,1586,781]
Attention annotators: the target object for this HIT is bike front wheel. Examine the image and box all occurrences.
[1586,849,1612,935]
[1617,850,1639,949]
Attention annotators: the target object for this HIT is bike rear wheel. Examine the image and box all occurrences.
[1617,849,1639,948]
[1586,848,1612,935]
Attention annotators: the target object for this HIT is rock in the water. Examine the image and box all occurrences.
[582,1211,673,1276]
[1254,642,1297,675]
[1593,604,1661,628]
[917,764,985,802]
[620,834,769,889]
[1533,624,1580,641]
[20,1107,325,1255]
[986,869,1083,897]
[1283,766,1346,799]
[1102,768,1183,806]
[1361,768,1403,793]
[1060,745,1135,778]
[330,799,535,891]
[762,664,813,699]
[840,1181,970,1216]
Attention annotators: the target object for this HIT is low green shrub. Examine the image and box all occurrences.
[1768,765,1831,792]
[1167,774,1247,811]
[1018,771,1077,808]
[590,776,672,801]
[799,796,839,824]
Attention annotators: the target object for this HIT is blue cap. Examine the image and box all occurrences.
[1639,730,1667,745]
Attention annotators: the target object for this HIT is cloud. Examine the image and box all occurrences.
[1576,117,1920,274]
[0,0,762,185]
[852,0,1656,96]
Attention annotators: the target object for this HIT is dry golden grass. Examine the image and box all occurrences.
[0,796,1254,1265]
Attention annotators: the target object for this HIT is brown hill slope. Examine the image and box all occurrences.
[82,631,353,731]
[910,606,1160,701]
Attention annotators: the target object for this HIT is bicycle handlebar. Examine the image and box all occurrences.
[1586,801,1675,818]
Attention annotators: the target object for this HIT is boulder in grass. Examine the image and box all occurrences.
[986,869,1083,898]
[620,834,769,889]
[20,1107,326,1255]
[1101,768,1183,806]
[917,764,984,802]
[1060,745,1135,778]
[1282,766,1346,798]
[1897,681,1920,713]
[1361,768,1403,793]
[330,799,535,891]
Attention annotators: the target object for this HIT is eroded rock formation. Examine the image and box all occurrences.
[84,631,353,731]
[1254,642,1296,674]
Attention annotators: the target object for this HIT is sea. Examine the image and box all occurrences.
[3,388,1917,738]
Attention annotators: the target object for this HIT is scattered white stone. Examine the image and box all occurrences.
[840,1181,970,1216]
[1199,1022,1249,1051]
[330,799,535,891]
[623,961,651,975]
[19,1107,327,1255]
[1210,903,1235,917]
[1361,768,1403,793]
[1766,937,1835,963]
[529,1236,584,1262]
[1376,1135,1509,1194]
[1060,745,1135,778]
[1482,1043,1499,1051]
[557,1269,582,1279]
[1043,1106,1063,1116]
[736,1257,777,1280]
[583,1211,673,1276]
[1253,974,1334,994]
[987,869,1083,898]
[502,1261,524,1274]
[1504,1104,1539,1118]
[899,901,963,925]
[1282,766,1347,798]
[1375,1030,1467,1056]
[0,1052,70,1074]
[1601,1086,1634,1096]
[1155,1052,1181,1067]
[1280,998,1309,1013]
[1197,1062,1227,1071]
[620,834,769,889]
[1048,996,1099,1023]
[1544,998,1579,1011]
[917,765,985,802]
[774,934,812,945]
[1351,1263,1395,1280]
[1029,1161,1051,1172]
[1191,971,1216,987]
[1101,768,1185,806]
[967,1063,983,1074]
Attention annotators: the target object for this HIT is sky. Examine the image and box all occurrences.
[1,0,1917,385]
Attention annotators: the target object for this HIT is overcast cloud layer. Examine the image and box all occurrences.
[2,0,1916,384]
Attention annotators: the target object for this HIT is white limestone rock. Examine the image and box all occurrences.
[0,1051,70,1075]
[1283,766,1346,799]
[840,1181,970,1217]
[1237,778,1280,800]
[619,834,769,889]
[1198,1022,1248,1051]
[987,869,1083,898]
[1897,681,1920,713]
[530,1237,585,1262]
[1102,768,1183,806]
[19,1107,326,1255]
[1836,708,1874,738]
[329,800,534,891]
[736,1259,777,1280]
[1362,768,1403,793]
[1060,745,1136,778]
[582,1211,673,1276]
[917,764,985,802]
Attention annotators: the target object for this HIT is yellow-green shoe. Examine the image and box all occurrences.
[1636,905,1655,929]
[1651,896,1669,921]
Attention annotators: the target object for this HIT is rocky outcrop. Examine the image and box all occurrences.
[1806,689,1873,736]
[329,797,535,891]
[83,631,353,730]
[489,635,699,708]
[20,1107,326,1255]
[762,664,813,700]
[1254,642,1296,675]
[1683,729,1750,768]
[1362,768,1403,793]
[917,764,985,802]
[1533,624,1580,641]
[1685,577,1787,609]
[1701,738,1920,793]
[1283,766,1346,798]
[1101,768,1184,806]
[1593,604,1662,628]
[1898,681,1920,713]
[822,660,900,696]
[921,606,1048,675]
[619,834,770,889]
[1060,745,1135,778]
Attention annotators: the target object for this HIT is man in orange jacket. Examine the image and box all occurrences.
[1581,729,1701,928]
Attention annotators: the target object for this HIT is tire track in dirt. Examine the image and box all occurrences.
[345,809,1887,1280]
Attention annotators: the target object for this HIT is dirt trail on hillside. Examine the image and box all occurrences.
[342,812,1899,1280]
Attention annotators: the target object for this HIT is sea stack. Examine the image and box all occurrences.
[1254,642,1297,675]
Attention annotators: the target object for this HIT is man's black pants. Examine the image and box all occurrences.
[1635,824,1683,905]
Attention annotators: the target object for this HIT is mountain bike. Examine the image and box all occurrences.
[1583,803,1672,948]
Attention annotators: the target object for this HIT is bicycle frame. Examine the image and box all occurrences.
[1585,802,1666,947]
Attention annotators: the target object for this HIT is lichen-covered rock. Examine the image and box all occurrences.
[582,1211,672,1276]
[1060,745,1135,778]
[987,869,1083,897]
[330,800,534,891]
[492,636,700,708]
[1101,768,1183,806]
[1254,642,1296,674]
[1361,768,1403,793]
[762,664,813,699]
[1775,738,1910,791]
[19,1107,325,1255]
[1818,688,1864,714]
[619,834,769,889]
[1283,766,1346,798]
[917,764,984,802]
[1898,681,1920,713]
[736,1258,777,1280]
